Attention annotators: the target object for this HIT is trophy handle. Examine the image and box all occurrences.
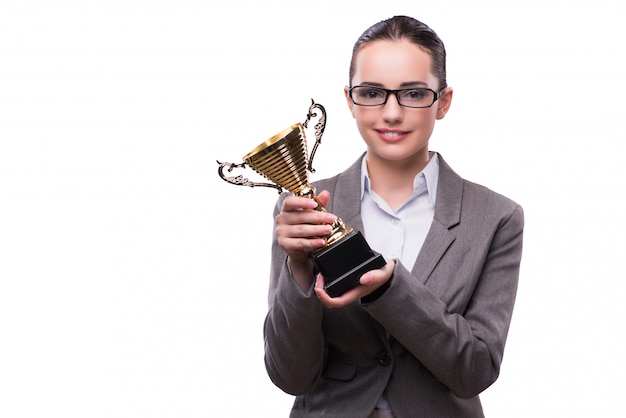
[302,99,326,173]
[216,160,284,194]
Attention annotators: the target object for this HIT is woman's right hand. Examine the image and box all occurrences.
[275,190,336,291]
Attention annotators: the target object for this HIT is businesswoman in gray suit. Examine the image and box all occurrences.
[264,16,524,418]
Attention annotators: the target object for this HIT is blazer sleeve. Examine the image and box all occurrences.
[263,194,326,395]
[363,197,524,399]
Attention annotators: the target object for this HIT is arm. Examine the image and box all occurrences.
[365,204,524,398]
[263,192,335,395]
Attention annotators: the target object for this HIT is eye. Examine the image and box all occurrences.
[355,87,386,100]
[401,88,427,102]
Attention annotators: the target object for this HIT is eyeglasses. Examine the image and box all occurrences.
[349,85,443,108]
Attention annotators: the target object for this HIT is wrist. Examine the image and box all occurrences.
[287,257,316,292]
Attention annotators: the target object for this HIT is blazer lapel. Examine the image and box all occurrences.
[411,155,463,285]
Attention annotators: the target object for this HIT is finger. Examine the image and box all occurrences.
[359,258,394,285]
[280,236,327,253]
[277,210,336,228]
[315,274,364,308]
[281,195,318,212]
[314,274,337,305]
[314,273,325,291]
[316,190,331,208]
[276,221,334,242]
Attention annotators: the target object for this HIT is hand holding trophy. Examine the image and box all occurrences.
[217,100,386,297]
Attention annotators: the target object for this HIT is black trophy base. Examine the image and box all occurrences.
[313,230,387,298]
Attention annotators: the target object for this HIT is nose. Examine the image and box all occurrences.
[381,92,403,123]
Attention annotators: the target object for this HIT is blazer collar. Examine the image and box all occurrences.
[331,153,463,227]
[433,155,463,229]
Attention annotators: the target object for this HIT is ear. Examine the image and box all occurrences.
[344,85,356,118]
[436,87,453,120]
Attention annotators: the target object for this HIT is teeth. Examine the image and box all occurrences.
[382,132,400,138]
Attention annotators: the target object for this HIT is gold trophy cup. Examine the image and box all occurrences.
[217,100,386,297]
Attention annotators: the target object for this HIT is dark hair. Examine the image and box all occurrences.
[349,16,447,90]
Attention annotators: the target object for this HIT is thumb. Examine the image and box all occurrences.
[317,190,331,208]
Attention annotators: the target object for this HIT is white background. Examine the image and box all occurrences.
[1,0,625,417]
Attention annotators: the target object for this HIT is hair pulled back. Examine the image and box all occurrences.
[349,16,447,90]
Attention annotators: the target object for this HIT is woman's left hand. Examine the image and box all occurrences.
[314,258,395,308]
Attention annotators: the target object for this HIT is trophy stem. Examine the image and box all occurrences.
[294,186,353,249]
[314,204,353,248]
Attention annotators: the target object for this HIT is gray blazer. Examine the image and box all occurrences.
[264,154,524,418]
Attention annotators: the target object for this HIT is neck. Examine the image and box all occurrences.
[365,151,430,210]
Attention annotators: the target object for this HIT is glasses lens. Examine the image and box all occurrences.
[398,88,435,108]
[351,87,387,106]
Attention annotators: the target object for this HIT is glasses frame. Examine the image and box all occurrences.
[349,85,444,109]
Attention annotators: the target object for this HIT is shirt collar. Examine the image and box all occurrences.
[360,152,439,207]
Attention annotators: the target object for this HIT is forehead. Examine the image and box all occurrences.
[352,39,436,87]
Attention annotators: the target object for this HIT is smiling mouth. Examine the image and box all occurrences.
[378,130,407,139]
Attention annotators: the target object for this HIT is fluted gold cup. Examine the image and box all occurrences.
[217,100,386,297]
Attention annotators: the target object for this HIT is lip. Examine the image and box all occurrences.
[375,129,410,143]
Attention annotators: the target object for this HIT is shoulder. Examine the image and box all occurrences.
[463,179,522,214]
[437,154,523,228]
[462,179,524,235]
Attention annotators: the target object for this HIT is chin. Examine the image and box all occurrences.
[371,144,429,162]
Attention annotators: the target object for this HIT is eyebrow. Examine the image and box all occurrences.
[359,81,430,88]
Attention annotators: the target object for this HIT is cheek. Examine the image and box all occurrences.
[416,108,438,129]
[352,107,376,124]
[352,111,373,139]
[419,114,437,134]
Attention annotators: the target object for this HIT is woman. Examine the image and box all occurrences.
[264,15,523,418]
